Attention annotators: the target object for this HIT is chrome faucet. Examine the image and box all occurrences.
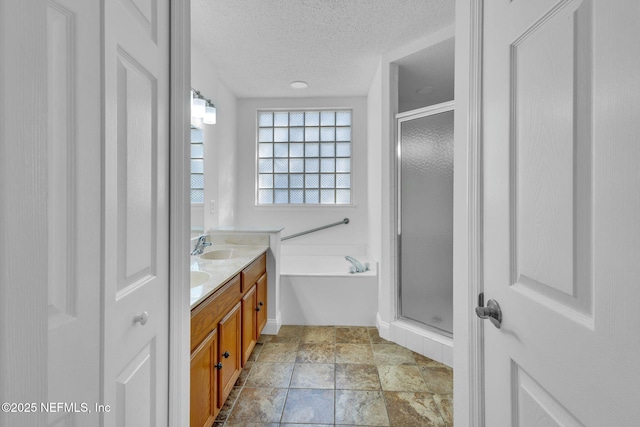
[345,256,369,274]
[191,235,212,255]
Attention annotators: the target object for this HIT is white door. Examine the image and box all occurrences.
[103,0,170,425]
[47,0,102,425]
[482,0,640,425]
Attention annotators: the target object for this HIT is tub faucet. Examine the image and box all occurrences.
[191,235,212,255]
[345,256,369,274]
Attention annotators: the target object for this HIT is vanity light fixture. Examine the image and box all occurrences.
[203,100,217,125]
[191,89,206,118]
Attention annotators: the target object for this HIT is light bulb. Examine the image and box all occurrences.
[203,103,217,124]
[192,95,206,118]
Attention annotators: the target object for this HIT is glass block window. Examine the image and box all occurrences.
[190,126,204,203]
[257,110,352,205]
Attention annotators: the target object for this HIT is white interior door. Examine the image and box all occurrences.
[47,0,101,425]
[103,0,170,425]
[482,0,640,425]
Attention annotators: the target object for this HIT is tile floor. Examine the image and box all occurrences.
[213,325,453,426]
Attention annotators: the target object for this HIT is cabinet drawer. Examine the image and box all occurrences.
[241,253,266,292]
[191,274,241,352]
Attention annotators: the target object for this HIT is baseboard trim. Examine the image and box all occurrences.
[262,311,282,335]
[376,312,453,367]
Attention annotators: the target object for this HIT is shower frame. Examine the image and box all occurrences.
[395,100,455,337]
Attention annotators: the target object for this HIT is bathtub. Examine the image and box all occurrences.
[279,253,378,326]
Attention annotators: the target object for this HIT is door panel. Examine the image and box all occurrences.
[398,105,454,334]
[513,363,583,427]
[218,302,241,408]
[115,342,155,426]
[483,0,640,425]
[509,0,592,319]
[47,0,101,425]
[242,285,257,365]
[103,0,169,424]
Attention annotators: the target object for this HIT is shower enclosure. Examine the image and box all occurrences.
[397,101,454,335]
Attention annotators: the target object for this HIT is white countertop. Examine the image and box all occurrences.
[190,244,268,308]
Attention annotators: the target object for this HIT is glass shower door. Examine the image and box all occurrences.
[398,103,454,335]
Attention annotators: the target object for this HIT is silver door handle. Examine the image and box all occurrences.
[134,311,149,326]
[475,298,502,329]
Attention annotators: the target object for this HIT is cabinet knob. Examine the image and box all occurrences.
[259,301,264,307]
[255,306,261,312]
[222,351,230,358]
[215,362,223,370]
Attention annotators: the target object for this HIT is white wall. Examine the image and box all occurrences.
[235,97,369,249]
[191,43,238,230]
[367,63,383,263]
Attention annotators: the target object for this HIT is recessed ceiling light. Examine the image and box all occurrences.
[416,86,434,95]
[290,81,308,89]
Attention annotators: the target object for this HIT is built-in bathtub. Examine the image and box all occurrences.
[279,250,378,326]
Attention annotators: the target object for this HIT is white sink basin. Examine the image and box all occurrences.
[199,249,239,260]
[190,270,211,286]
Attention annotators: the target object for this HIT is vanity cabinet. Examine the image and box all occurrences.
[240,253,268,365]
[217,302,241,407]
[190,252,267,427]
[241,285,257,365]
[256,273,268,334]
[190,329,217,427]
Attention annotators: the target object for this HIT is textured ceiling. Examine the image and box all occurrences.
[191,0,455,98]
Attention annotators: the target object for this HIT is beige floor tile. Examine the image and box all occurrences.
[335,364,381,390]
[219,325,454,427]
[414,352,447,367]
[421,366,453,395]
[257,334,273,344]
[224,422,280,427]
[235,360,254,387]
[278,424,332,427]
[277,325,305,337]
[335,390,390,426]
[228,387,288,423]
[383,391,447,426]
[245,362,294,388]
[257,342,299,362]
[295,343,335,364]
[247,343,264,362]
[336,326,370,344]
[335,343,374,364]
[372,343,416,365]
[301,326,336,343]
[270,325,304,343]
[368,327,389,344]
[433,394,453,424]
[215,386,242,422]
[378,365,429,392]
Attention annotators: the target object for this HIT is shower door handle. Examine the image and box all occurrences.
[475,294,502,329]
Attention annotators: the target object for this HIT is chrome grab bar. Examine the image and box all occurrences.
[281,218,349,241]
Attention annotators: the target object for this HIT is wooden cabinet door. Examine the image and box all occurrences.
[217,302,241,408]
[241,285,257,366]
[190,329,218,427]
[256,273,268,336]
